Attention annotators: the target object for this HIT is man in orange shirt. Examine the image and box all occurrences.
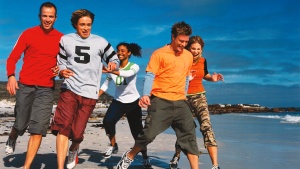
[117,21,199,169]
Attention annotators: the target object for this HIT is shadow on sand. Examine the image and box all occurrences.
[80,148,171,169]
[3,149,173,169]
[3,153,57,168]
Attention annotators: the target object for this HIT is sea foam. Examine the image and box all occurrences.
[281,115,300,124]
[243,114,300,124]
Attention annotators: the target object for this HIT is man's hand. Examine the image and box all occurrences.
[6,76,18,95]
[59,69,74,78]
[139,95,151,108]
[51,66,60,76]
[102,65,112,73]
[107,62,117,71]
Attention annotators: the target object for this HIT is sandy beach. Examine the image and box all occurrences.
[0,102,211,169]
[1,101,300,169]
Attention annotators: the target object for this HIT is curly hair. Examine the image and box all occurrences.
[117,42,142,58]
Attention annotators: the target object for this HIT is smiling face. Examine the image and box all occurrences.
[117,45,131,62]
[170,34,190,55]
[39,6,56,32]
[189,42,202,61]
[75,16,92,39]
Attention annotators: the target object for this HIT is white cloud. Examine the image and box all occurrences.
[130,25,169,38]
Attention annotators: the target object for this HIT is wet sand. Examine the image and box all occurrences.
[0,104,210,169]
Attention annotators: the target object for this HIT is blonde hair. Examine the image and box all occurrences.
[185,36,204,50]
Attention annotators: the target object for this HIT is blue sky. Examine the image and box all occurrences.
[0,0,299,107]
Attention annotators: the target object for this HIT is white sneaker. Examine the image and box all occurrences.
[117,150,133,169]
[212,165,220,169]
[5,138,16,155]
[66,148,79,169]
[103,143,118,158]
[169,155,180,169]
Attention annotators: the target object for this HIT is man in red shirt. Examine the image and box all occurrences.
[5,2,63,168]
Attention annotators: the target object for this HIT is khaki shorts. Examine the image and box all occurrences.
[135,96,199,156]
[13,83,54,136]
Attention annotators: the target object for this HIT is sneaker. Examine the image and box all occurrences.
[143,157,152,169]
[103,143,118,158]
[169,155,180,169]
[117,150,133,169]
[66,148,79,169]
[5,138,16,155]
[212,165,220,169]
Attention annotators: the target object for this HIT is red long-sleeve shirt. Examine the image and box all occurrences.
[6,26,63,87]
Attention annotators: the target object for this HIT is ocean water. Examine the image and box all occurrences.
[209,112,300,169]
[162,112,300,169]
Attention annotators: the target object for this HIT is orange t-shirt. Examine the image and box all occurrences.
[187,57,208,94]
[146,45,193,101]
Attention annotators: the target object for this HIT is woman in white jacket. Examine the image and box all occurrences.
[99,42,152,168]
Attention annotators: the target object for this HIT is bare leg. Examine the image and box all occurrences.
[187,152,199,169]
[207,146,218,166]
[109,135,116,146]
[8,127,19,140]
[141,150,148,159]
[23,134,43,169]
[57,133,69,169]
[69,141,80,152]
[174,145,181,158]
[127,146,141,160]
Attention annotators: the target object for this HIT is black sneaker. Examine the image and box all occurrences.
[103,143,118,158]
[212,165,220,169]
[169,154,180,169]
[143,157,152,169]
[5,138,16,155]
[117,150,133,169]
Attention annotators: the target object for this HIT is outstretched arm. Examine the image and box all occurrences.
[204,72,224,82]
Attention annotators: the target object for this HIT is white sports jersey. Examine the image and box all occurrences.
[58,33,119,99]
[100,62,140,103]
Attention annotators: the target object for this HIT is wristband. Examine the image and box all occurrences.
[8,74,15,79]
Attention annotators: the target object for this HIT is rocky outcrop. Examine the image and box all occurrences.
[208,104,297,114]
[0,80,114,104]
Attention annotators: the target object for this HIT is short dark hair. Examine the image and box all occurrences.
[39,2,57,17]
[171,21,192,38]
[71,9,95,29]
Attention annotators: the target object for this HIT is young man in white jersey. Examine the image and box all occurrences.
[51,9,119,169]
[99,42,152,168]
